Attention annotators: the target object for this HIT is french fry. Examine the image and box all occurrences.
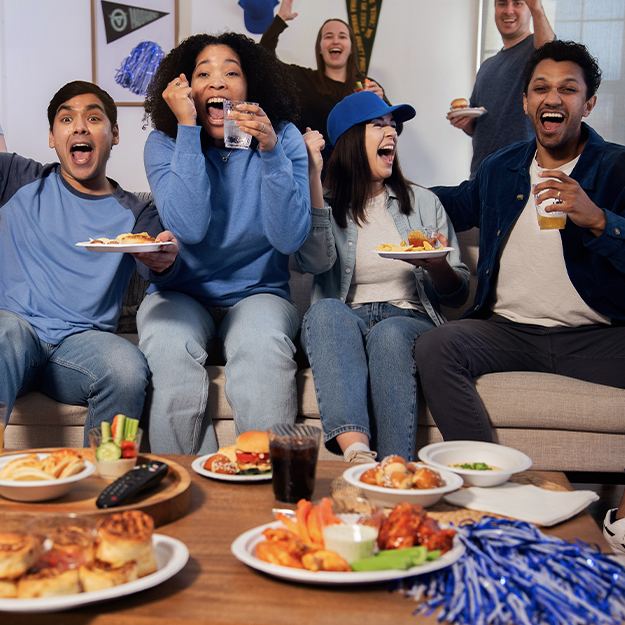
[295,500,313,544]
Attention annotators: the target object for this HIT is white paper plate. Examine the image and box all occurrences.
[75,241,176,253]
[0,453,95,502]
[447,107,487,119]
[376,246,453,260]
[231,520,464,585]
[192,454,272,482]
[0,534,188,613]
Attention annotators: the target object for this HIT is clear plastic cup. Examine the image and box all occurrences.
[88,427,143,480]
[268,424,321,503]
[223,100,257,149]
[535,178,567,230]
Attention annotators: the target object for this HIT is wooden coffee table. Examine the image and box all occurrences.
[8,459,610,624]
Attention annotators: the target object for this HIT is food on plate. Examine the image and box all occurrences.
[79,559,139,592]
[37,523,96,570]
[359,455,444,490]
[17,566,81,598]
[0,533,43,580]
[90,231,156,245]
[450,97,469,111]
[254,499,451,573]
[0,450,85,482]
[451,461,499,471]
[95,414,140,462]
[204,431,271,475]
[376,239,435,253]
[95,510,157,578]
[407,229,437,248]
[377,503,456,552]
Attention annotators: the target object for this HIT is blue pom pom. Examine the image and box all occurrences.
[115,41,164,96]
[402,517,625,625]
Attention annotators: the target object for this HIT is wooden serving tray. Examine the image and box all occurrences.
[0,449,191,527]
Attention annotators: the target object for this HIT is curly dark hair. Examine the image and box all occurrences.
[523,40,602,99]
[144,32,300,139]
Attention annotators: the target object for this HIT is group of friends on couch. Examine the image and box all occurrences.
[1,3,625,486]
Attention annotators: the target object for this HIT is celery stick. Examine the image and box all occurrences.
[123,416,139,442]
[101,420,112,443]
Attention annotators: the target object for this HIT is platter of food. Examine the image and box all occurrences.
[447,107,487,119]
[376,247,453,260]
[76,232,175,253]
[342,456,463,507]
[0,510,188,613]
[231,499,464,585]
[0,450,95,502]
[192,431,272,482]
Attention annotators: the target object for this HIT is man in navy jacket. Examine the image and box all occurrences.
[416,40,625,441]
[0,81,177,443]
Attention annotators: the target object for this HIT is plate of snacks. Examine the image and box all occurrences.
[376,228,453,260]
[75,232,175,253]
[0,450,95,502]
[231,498,464,585]
[418,441,532,487]
[0,510,188,612]
[89,414,142,480]
[342,455,463,508]
[192,431,272,482]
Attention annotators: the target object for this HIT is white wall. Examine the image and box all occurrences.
[0,0,478,191]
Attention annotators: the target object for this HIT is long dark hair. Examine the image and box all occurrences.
[324,123,414,228]
[314,19,363,93]
[144,32,300,138]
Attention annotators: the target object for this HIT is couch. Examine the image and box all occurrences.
[8,230,625,472]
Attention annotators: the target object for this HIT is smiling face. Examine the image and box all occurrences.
[191,44,248,145]
[494,0,531,46]
[364,114,397,193]
[524,58,596,164]
[48,93,118,194]
[319,20,352,72]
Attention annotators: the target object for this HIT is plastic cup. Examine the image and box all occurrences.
[268,424,321,503]
[535,179,567,230]
[223,100,256,149]
[88,427,143,480]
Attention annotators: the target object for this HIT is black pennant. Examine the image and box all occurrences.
[345,0,383,75]
[100,1,168,44]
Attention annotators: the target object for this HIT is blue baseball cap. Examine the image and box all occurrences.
[327,91,416,146]
[238,0,279,35]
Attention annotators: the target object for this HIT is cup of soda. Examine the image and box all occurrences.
[268,424,321,503]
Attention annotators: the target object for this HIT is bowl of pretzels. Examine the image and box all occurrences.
[0,449,94,502]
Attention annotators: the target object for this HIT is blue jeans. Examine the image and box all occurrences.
[137,291,300,455]
[301,299,435,460]
[0,310,149,444]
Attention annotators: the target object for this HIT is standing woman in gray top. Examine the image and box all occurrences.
[297,92,469,463]
[449,0,554,177]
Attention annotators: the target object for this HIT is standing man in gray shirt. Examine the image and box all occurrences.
[450,0,554,177]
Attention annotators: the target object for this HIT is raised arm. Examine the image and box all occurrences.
[525,0,555,48]
[259,0,298,56]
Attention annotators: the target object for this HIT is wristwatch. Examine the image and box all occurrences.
[603,508,625,554]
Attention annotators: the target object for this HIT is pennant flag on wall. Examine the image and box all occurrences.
[346,0,383,75]
[100,1,169,44]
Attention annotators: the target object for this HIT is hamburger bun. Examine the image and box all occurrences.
[17,567,80,598]
[450,97,469,110]
[79,559,139,592]
[235,431,269,454]
[0,532,43,579]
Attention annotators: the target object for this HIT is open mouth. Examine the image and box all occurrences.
[206,97,225,123]
[377,145,395,165]
[328,47,343,58]
[540,111,565,132]
[69,143,93,165]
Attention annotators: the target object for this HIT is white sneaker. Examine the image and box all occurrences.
[344,449,377,464]
[603,508,625,554]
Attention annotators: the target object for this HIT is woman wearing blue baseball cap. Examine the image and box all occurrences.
[296,91,469,462]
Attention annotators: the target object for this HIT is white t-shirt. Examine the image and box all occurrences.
[492,154,609,327]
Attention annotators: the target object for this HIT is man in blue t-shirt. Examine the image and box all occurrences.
[449,0,555,177]
[0,81,178,443]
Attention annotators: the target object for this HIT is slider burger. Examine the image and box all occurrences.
[95,510,157,578]
[235,431,271,474]
[79,559,139,592]
[0,532,43,597]
[450,97,469,111]
[17,566,81,598]
[203,445,239,475]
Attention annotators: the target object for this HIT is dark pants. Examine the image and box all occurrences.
[413,316,625,441]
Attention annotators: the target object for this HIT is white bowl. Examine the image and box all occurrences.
[342,463,464,508]
[0,453,95,502]
[418,441,532,487]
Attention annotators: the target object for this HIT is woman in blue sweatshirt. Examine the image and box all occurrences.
[140,33,311,454]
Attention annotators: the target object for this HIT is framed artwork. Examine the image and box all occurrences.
[91,0,178,106]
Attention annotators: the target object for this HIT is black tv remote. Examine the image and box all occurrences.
[96,461,169,509]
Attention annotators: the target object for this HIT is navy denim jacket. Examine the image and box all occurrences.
[433,123,625,322]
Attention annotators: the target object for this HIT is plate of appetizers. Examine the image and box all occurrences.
[447,107,487,119]
[75,241,175,253]
[192,454,272,482]
[375,246,453,260]
[231,499,464,585]
[0,511,188,612]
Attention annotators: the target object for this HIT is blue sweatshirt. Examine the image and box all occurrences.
[0,154,162,344]
[144,123,311,306]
